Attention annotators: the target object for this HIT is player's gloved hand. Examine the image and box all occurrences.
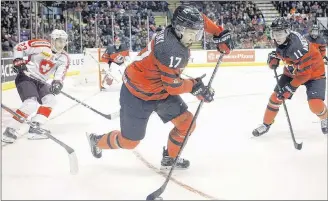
[191,78,215,103]
[213,30,234,55]
[12,58,27,74]
[115,55,124,65]
[267,51,280,69]
[103,74,114,86]
[276,82,297,100]
[50,80,63,95]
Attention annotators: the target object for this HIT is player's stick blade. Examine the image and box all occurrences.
[295,142,303,150]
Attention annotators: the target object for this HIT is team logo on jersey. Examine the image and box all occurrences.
[173,78,179,84]
[39,59,55,74]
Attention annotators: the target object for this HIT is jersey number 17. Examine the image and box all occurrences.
[169,56,182,68]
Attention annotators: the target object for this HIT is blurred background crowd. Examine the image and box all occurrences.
[2,1,328,54]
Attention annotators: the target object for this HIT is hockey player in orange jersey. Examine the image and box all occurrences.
[100,37,130,89]
[2,30,70,143]
[253,17,327,136]
[86,5,234,170]
[305,24,327,58]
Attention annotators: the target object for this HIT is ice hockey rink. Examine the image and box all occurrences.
[1,66,327,200]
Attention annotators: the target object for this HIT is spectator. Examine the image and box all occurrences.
[2,1,327,53]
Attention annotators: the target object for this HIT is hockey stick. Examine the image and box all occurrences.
[182,72,206,80]
[273,69,303,150]
[1,103,79,174]
[24,71,120,120]
[146,54,225,201]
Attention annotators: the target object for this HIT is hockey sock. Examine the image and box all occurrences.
[97,131,140,149]
[309,99,328,119]
[167,111,195,158]
[263,93,282,125]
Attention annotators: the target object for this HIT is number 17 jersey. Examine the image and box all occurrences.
[123,26,194,101]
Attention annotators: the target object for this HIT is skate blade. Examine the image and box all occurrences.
[160,166,189,171]
[27,134,49,140]
[85,132,93,149]
[1,139,14,144]
[85,133,102,158]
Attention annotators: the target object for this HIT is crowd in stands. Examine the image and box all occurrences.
[187,1,271,49]
[1,1,168,53]
[78,1,167,52]
[273,1,328,18]
[273,1,328,36]
[2,1,23,51]
[1,1,327,54]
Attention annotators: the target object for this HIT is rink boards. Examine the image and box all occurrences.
[1,48,276,91]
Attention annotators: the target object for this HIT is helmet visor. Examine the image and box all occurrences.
[180,27,204,46]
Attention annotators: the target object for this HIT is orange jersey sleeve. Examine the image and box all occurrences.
[202,14,223,36]
[101,50,129,63]
[306,35,327,57]
[155,58,194,95]
[316,43,326,57]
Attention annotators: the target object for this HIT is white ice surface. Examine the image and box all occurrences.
[1,67,327,200]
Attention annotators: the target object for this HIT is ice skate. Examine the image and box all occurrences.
[86,133,102,158]
[2,127,18,144]
[252,123,271,137]
[321,118,327,134]
[27,122,49,140]
[160,147,190,170]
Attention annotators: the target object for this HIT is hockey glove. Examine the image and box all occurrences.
[12,58,27,74]
[114,55,125,65]
[277,82,297,100]
[213,30,234,55]
[267,51,280,69]
[50,80,63,95]
[191,78,215,103]
[102,74,114,87]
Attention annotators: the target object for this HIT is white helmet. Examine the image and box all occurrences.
[50,29,68,53]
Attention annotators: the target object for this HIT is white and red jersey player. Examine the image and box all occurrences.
[2,29,70,144]
[14,38,69,82]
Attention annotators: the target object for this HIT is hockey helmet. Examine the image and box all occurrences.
[172,5,204,47]
[270,17,290,45]
[50,29,68,53]
[310,24,320,39]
